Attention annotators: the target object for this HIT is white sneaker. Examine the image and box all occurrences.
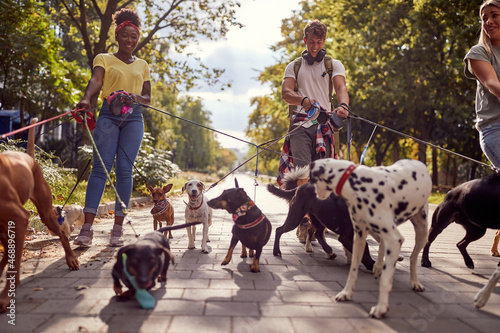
[74,223,93,247]
[109,224,124,247]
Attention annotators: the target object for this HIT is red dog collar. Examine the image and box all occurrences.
[335,164,358,196]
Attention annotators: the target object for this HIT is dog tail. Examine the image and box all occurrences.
[157,222,202,233]
[281,166,309,190]
[27,117,38,158]
[266,183,296,202]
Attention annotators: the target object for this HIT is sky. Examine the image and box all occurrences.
[181,0,302,151]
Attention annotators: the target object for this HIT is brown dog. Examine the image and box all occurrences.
[492,230,500,257]
[146,184,175,238]
[0,119,79,312]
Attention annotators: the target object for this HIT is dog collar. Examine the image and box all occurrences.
[233,200,256,220]
[335,164,358,196]
[235,214,265,229]
[185,196,204,210]
[153,199,169,216]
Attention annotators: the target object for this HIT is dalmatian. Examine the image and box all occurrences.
[182,180,213,253]
[309,158,432,318]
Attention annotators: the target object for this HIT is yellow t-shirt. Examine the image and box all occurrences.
[93,53,150,101]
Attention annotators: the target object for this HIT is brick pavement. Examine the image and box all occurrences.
[1,174,499,333]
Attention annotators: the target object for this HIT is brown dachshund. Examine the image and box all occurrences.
[146,184,175,238]
[0,119,79,312]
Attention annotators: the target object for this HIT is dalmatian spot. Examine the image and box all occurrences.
[357,204,362,210]
[363,198,369,205]
[361,177,373,183]
[379,181,385,186]
[394,201,409,216]
[397,180,408,190]
[360,187,367,192]
[382,227,388,233]
[412,171,417,181]
[391,188,396,193]
[386,249,391,255]
[372,188,379,194]
[375,193,385,203]
[383,264,386,270]
[369,208,374,216]
[371,203,376,209]
[369,223,379,230]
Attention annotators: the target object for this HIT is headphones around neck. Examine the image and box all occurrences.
[302,49,326,65]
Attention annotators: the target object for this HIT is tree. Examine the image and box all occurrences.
[173,96,217,171]
[0,0,86,126]
[247,0,484,185]
[57,0,242,91]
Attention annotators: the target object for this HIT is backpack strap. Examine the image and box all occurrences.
[323,56,340,156]
[288,57,303,121]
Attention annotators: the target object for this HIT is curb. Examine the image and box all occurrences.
[96,196,151,216]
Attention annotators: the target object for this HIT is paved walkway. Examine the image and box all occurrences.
[1,174,499,333]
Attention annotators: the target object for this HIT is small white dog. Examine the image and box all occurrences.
[310,158,432,318]
[50,204,85,240]
[182,180,212,253]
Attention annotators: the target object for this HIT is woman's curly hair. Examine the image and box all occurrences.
[112,8,141,28]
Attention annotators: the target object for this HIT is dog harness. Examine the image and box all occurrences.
[152,199,170,216]
[335,164,358,196]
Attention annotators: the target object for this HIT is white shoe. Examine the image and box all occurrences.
[109,224,124,247]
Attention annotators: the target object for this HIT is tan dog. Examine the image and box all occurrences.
[0,119,79,312]
[50,204,85,239]
[492,230,500,257]
[182,180,212,253]
[146,184,175,238]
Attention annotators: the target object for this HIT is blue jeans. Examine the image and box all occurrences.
[479,119,500,168]
[83,101,144,216]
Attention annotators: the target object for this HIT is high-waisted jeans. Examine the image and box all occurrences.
[479,119,500,169]
[83,101,144,216]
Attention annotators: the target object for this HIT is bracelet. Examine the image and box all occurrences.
[301,96,309,106]
[339,103,349,111]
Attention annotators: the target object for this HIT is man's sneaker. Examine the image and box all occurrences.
[109,224,124,247]
[74,223,93,247]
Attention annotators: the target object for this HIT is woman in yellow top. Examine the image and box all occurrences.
[74,8,151,247]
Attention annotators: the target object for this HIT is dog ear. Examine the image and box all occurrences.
[146,183,154,192]
[235,178,239,188]
[182,182,188,193]
[163,184,173,193]
[155,246,175,265]
[199,182,205,191]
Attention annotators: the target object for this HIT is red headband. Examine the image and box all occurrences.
[115,20,140,38]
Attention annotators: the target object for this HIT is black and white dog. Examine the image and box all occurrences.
[421,172,500,269]
[310,158,432,318]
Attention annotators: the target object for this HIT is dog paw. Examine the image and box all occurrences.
[273,251,282,257]
[369,304,388,318]
[221,260,230,266]
[158,275,167,283]
[325,252,337,260]
[335,290,352,302]
[188,245,196,249]
[373,265,383,279]
[411,280,425,292]
[240,253,247,258]
[202,248,209,254]
[421,259,432,268]
[250,266,260,273]
[492,251,500,257]
[474,292,487,309]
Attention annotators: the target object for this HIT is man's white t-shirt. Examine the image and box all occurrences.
[284,57,345,128]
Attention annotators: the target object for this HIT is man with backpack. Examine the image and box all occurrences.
[278,20,349,187]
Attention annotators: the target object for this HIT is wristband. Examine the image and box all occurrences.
[339,103,349,111]
[301,96,309,106]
